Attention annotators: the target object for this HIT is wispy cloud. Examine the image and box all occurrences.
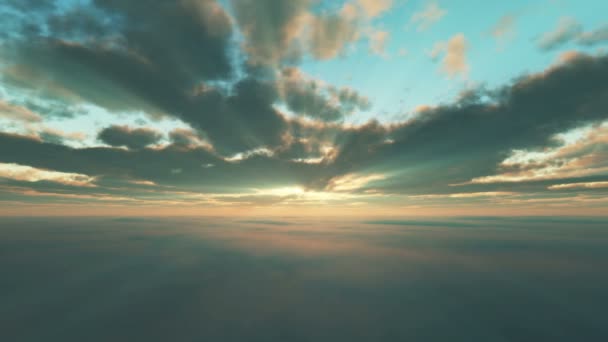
[410,192,516,199]
[538,17,583,50]
[368,29,390,57]
[489,13,517,48]
[578,24,608,46]
[549,181,608,190]
[538,17,608,50]
[326,173,387,192]
[409,2,447,31]
[0,100,42,122]
[0,163,96,187]
[357,0,393,18]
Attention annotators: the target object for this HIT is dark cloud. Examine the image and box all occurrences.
[1,53,608,201]
[0,0,376,156]
[0,1,607,205]
[0,132,322,193]
[89,0,234,81]
[98,125,162,149]
[38,131,66,145]
[278,68,371,121]
[46,5,117,41]
[5,39,289,154]
[276,139,323,161]
[230,0,310,65]
[0,0,294,155]
[180,78,288,155]
[322,54,608,193]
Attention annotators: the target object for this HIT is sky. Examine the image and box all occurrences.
[0,0,607,216]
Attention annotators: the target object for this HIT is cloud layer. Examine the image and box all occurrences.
[0,0,607,213]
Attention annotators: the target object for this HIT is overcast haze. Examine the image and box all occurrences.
[2,217,608,341]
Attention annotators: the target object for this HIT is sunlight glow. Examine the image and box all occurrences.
[327,173,387,192]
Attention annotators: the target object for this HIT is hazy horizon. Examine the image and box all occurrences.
[2,216,608,341]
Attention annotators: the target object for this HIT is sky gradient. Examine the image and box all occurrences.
[1,0,608,216]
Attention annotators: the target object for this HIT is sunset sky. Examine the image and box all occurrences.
[1,0,607,216]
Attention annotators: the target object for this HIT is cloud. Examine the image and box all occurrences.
[409,191,516,199]
[322,54,608,196]
[489,14,517,46]
[230,0,311,65]
[0,0,373,156]
[357,0,393,18]
[38,127,86,145]
[549,181,608,190]
[0,99,42,122]
[1,1,608,210]
[177,78,289,155]
[1,50,607,207]
[278,68,371,121]
[537,18,608,50]
[0,131,324,194]
[537,17,583,50]
[460,123,608,185]
[409,2,446,31]
[231,0,364,64]
[308,7,362,60]
[326,173,386,192]
[0,162,96,187]
[429,33,469,77]
[2,48,608,205]
[169,129,212,149]
[577,24,608,46]
[368,29,390,56]
[98,125,162,149]
[556,50,584,64]
[231,0,394,64]
[0,0,289,155]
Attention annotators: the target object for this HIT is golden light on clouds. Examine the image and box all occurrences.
[0,163,96,187]
[326,173,387,192]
